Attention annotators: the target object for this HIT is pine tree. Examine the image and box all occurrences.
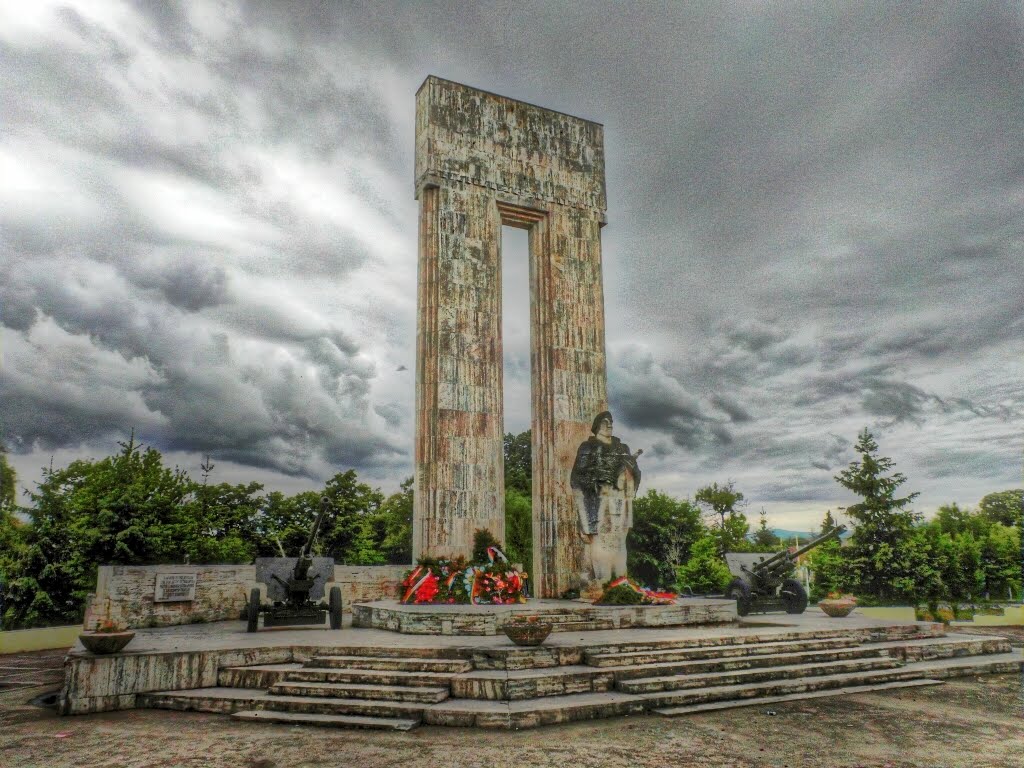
[834,428,919,600]
[752,508,781,550]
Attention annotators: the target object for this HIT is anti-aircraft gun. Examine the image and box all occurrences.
[247,496,343,632]
[724,525,847,616]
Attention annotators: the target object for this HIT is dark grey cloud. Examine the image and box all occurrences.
[1,1,1021,524]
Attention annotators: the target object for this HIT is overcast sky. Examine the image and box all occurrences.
[1,1,1022,531]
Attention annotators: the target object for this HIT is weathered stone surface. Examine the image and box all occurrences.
[413,77,610,597]
[85,564,407,630]
[351,598,737,636]
[85,565,256,630]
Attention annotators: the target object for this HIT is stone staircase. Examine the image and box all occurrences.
[139,625,1022,730]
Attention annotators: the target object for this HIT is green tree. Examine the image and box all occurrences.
[818,509,838,536]
[0,444,16,512]
[695,481,749,554]
[887,526,945,605]
[374,478,414,565]
[254,490,321,557]
[178,457,263,563]
[751,509,782,551]
[834,428,919,600]
[977,489,1023,527]
[502,430,533,580]
[676,535,732,594]
[0,447,25,618]
[503,430,532,495]
[504,487,533,579]
[980,523,1021,599]
[319,470,385,564]
[808,510,850,599]
[2,437,197,628]
[626,489,703,589]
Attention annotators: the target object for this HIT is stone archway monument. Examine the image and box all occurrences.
[414,76,609,598]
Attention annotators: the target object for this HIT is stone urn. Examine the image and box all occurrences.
[818,599,856,618]
[502,618,553,646]
[78,631,135,654]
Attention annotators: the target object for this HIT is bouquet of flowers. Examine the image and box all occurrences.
[399,541,528,605]
[595,576,677,606]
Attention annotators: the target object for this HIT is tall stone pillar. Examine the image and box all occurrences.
[414,182,505,560]
[414,76,609,595]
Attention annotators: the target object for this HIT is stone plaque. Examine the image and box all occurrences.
[154,572,198,603]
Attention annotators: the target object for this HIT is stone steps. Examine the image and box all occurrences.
[270,680,449,703]
[905,651,1023,678]
[307,655,473,673]
[143,647,1022,730]
[285,666,458,687]
[653,678,944,716]
[618,656,902,694]
[586,636,861,667]
[451,666,615,700]
[578,624,945,658]
[637,665,930,709]
[607,645,892,681]
[875,635,1012,662]
[233,709,419,730]
[219,664,301,689]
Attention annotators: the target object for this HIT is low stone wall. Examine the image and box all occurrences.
[86,565,257,630]
[85,564,408,630]
[333,565,406,609]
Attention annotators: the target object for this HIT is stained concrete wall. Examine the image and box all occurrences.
[85,564,407,629]
[414,76,609,597]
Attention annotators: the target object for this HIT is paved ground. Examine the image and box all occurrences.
[61,609,930,656]
[1,672,1022,768]
[0,649,65,691]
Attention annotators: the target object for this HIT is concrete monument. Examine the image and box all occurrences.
[414,76,610,597]
[570,411,642,585]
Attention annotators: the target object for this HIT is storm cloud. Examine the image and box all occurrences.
[1,1,1021,528]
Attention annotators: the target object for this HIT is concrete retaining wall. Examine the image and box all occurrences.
[86,564,409,630]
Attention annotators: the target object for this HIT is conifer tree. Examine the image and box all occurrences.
[834,428,919,600]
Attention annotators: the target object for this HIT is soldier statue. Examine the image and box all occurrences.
[570,411,642,584]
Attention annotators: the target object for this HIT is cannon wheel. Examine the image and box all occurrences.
[329,586,343,630]
[246,588,261,633]
[781,578,808,614]
[726,578,752,616]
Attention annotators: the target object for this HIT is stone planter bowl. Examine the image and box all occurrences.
[79,631,135,654]
[502,621,553,646]
[818,600,856,618]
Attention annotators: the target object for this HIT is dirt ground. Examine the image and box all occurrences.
[1,672,1022,768]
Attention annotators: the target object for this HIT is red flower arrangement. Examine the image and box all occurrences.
[399,547,528,606]
[596,576,677,605]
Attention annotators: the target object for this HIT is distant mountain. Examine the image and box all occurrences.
[769,527,852,541]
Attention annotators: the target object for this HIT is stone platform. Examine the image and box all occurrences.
[351,598,737,635]
[57,609,1023,729]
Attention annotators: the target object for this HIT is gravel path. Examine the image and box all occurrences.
[2,672,1022,768]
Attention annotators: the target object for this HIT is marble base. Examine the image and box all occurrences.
[350,598,738,636]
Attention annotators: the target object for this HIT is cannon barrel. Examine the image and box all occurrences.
[751,525,847,574]
[299,496,333,560]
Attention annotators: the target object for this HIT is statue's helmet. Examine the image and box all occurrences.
[591,410,613,434]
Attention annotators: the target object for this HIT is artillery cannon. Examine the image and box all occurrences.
[247,496,343,632]
[724,525,846,616]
